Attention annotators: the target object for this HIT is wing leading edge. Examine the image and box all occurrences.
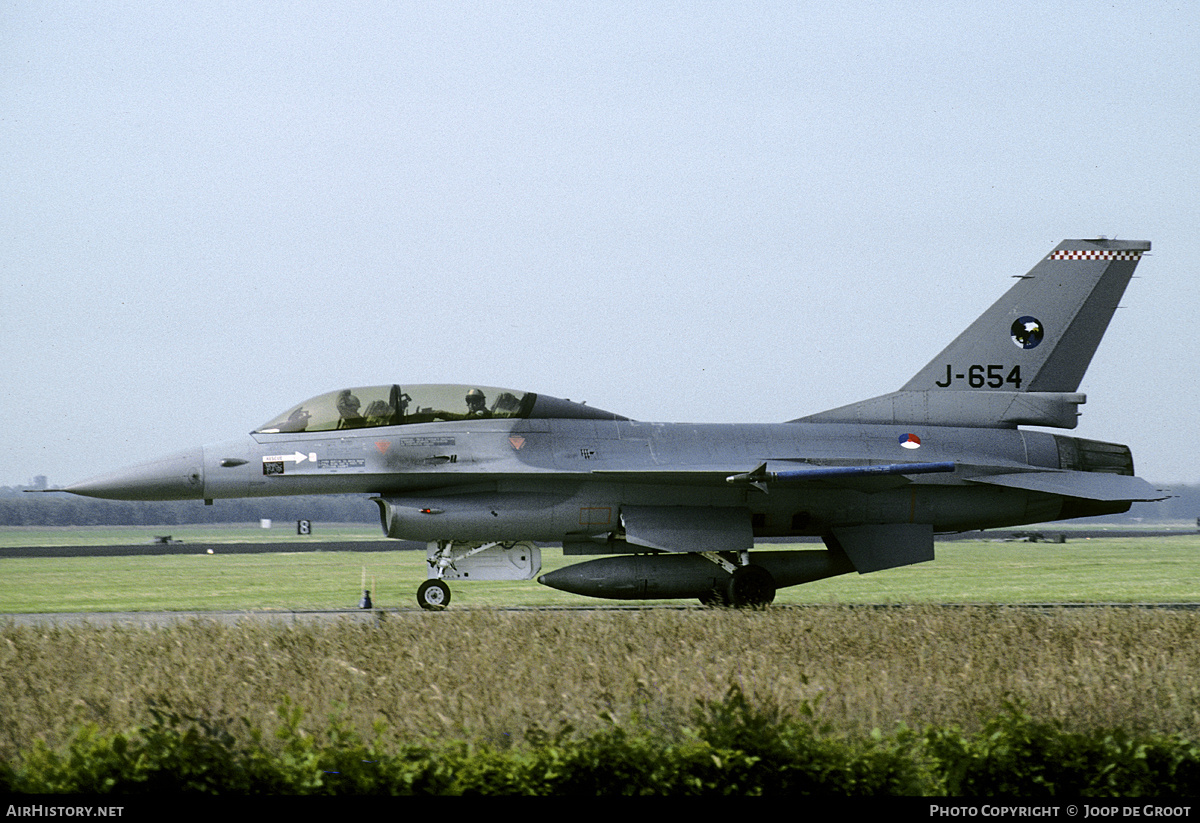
[590,460,956,491]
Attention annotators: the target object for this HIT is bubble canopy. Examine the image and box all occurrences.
[253,384,624,434]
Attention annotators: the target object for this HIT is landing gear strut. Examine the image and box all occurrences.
[418,540,457,610]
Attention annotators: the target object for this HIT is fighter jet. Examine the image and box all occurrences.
[58,238,1166,609]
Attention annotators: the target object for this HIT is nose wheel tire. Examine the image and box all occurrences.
[417,579,451,610]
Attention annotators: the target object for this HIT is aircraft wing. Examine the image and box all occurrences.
[591,461,957,493]
[591,462,956,554]
[964,470,1168,502]
[616,507,937,563]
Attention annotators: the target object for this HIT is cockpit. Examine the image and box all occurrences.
[253,384,625,434]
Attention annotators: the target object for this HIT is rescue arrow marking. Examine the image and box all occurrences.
[263,452,317,464]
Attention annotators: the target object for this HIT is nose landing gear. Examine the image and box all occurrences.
[415,539,542,610]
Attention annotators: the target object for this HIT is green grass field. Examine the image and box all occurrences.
[1,525,1197,612]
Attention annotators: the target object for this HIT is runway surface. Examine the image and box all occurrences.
[5,601,1200,628]
[0,540,424,559]
[1,529,1193,560]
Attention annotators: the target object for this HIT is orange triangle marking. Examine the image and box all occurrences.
[509,436,526,450]
[375,441,391,453]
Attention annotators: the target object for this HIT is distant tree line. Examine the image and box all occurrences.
[0,488,378,527]
[2,483,1197,528]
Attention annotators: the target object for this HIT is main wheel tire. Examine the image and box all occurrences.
[726,565,776,608]
[417,579,451,610]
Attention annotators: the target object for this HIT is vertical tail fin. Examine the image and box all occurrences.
[796,239,1149,429]
[902,238,1149,393]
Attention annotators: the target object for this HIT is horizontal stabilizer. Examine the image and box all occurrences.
[621,505,752,553]
[966,471,1168,502]
[825,523,934,573]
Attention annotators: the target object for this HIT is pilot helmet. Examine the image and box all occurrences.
[336,390,362,417]
[465,388,486,408]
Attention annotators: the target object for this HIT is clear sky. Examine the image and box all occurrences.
[3,2,1197,488]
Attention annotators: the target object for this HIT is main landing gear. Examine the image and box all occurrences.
[698,551,777,608]
[727,563,776,607]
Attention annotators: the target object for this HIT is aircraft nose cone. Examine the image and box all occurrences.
[63,447,206,501]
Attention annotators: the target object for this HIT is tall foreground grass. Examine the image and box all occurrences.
[3,606,1199,763]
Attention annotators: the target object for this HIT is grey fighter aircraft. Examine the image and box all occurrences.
[58,238,1166,609]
